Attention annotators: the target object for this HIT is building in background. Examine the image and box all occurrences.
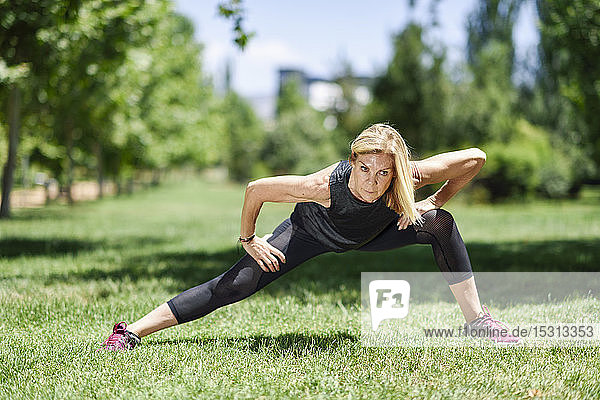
[279,68,372,112]
[244,68,374,127]
[276,68,373,128]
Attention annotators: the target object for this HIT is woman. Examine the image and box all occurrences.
[100,123,519,350]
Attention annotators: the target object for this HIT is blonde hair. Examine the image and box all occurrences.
[349,123,423,225]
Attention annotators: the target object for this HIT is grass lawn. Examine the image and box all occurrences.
[1,177,599,399]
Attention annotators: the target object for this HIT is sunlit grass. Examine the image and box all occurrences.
[1,178,599,399]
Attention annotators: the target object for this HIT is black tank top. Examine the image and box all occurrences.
[290,159,399,252]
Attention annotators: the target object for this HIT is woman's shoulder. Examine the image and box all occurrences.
[308,160,343,207]
[312,159,342,175]
[313,160,343,188]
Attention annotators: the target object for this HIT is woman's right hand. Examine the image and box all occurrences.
[241,234,286,272]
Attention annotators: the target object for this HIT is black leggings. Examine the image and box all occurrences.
[167,209,473,324]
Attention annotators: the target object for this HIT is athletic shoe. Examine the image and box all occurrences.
[98,322,141,351]
[464,305,522,345]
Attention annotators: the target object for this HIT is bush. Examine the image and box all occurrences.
[477,119,581,201]
[261,108,339,175]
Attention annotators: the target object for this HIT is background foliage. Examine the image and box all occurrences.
[1,0,600,217]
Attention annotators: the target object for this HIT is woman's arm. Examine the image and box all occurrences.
[413,148,486,207]
[240,176,325,238]
[240,162,336,238]
[239,161,338,272]
[398,148,485,230]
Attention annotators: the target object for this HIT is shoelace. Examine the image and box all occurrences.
[479,305,510,331]
[466,306,521,343]
[481,306,508,330]
[103,331,130,349]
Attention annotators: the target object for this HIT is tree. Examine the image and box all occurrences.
[0,0,82,217]
[116,7,221,175]
[221,91,264,182]
[438,0,524,151]
[447,40,518,147]
[535,0,600,180]
[263,78,337,175]
[368,23,448,156]
[330,60,372,155]
[26,0,220,199]
[466,0,523,77]
[40,0,151,202]
[217,0,254,50]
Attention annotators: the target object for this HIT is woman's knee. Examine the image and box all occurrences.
[212,257,262,300]
[419,208,456,237]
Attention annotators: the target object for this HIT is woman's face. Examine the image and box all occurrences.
[349,152,395,203]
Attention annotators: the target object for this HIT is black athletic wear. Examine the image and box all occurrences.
[291,160,398,252]
[167,161,473,324]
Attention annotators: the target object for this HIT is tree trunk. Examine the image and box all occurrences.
[126,177,133,195]
[65,118,74,205]
[0,84,22,219]
[95,141,104,199]
[21,154,29,188]
[151,169,160,186]
[44,182,50,205]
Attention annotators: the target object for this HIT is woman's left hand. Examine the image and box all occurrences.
[396,197,439,230]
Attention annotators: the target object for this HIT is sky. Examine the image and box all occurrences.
[173,0,539,99]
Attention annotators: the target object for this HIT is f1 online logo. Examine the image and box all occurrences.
[369,280,410,331]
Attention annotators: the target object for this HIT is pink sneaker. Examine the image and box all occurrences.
[98,322,141,351]
[464,305,522,345]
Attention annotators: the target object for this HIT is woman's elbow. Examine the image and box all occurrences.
[245,180,260,197]
[246,178,271,203]
[470,148,486,165]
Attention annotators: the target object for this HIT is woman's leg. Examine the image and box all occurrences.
[447,276,482,323]
[126,303,178,338]
[128,218,331,338]
[356,209,482,323]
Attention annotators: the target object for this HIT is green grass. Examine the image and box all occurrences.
[1,178,600,399]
